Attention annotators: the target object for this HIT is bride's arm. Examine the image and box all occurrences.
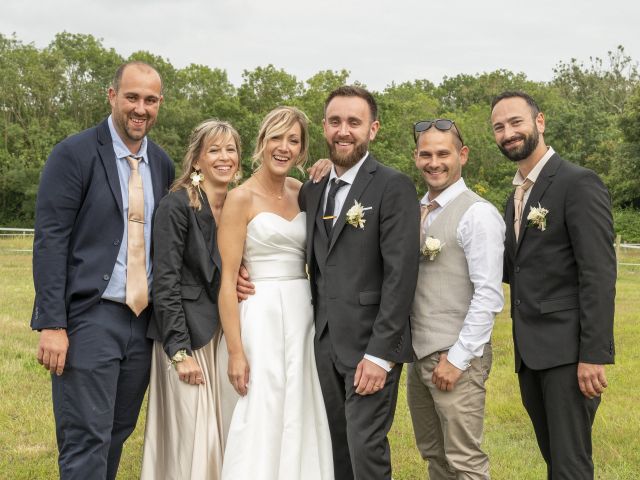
[218,187,252,396]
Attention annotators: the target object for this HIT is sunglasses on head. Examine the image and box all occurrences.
[413,119,464,145]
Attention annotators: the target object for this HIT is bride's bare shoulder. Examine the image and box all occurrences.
[286,176,303,194]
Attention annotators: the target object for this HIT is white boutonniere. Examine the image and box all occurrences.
[345,200,371,229]
[168,349,188,370]
[527,203,549,231]
[421,236,445,261]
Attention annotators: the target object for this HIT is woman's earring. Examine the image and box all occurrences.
[190,169,204,187]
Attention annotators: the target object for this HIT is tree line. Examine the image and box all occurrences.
[1,32,639,238]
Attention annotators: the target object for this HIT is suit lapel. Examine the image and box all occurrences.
[328,154,376,253]
[504,190,517,255]
[304,177,329,266]
[97,121,123,215]
[515,153,561,255]
[148,144,165,214]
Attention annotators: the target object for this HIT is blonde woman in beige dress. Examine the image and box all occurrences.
[141,119,241,479]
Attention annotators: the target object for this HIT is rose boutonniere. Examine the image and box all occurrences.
[345,200,372,229]
[527,203,548,231]
[421,236,445,261]
[168,349,188,370]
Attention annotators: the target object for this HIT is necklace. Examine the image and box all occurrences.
[254,173,285,200]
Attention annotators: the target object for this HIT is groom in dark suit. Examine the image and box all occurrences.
[32,61,174,479]
[299,86,420,479]
[491,91,616,479]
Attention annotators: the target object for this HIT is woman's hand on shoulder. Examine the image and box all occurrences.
[307,158,332,183]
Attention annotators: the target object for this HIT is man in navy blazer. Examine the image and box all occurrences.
[492,91,615,479]
[31,61,174,479]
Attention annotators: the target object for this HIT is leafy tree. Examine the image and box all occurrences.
[1,32,637,224]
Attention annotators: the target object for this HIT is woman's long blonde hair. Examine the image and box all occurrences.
[171,119,242,209]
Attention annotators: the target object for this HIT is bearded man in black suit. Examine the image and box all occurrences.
[491,91,616,479]
[298,86,420,480]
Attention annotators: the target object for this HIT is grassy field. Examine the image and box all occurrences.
[1,237,638,479]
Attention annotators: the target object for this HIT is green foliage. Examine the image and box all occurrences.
[613,208,640,243]
[1,33,639,225]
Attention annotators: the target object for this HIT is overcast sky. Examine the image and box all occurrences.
[2,0,639,91]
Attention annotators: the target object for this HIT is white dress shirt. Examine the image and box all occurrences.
[323,153,393,372]
[323,154,368,224]
[421,178,506,371]
[512,146,555,205]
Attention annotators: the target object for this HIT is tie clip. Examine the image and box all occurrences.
[322,215,336,220]
[129,218,146,224]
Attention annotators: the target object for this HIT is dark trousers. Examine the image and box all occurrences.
[51,300,152,480]
[518,362,600,480]
[314,329,402,480]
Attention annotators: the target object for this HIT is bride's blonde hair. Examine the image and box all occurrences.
[252,106,309,173]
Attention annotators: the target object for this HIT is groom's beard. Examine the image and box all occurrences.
[327,137,370,170]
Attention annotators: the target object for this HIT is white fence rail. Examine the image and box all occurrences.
[0,227,34,237]
[1,228,639,265]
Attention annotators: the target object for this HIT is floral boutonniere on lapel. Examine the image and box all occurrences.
[527,203,549,231]
[421,236,445,261]
[345,200,372,229]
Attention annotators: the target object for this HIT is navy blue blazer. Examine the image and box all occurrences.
[147,188,222,358]
[31,119,174,329]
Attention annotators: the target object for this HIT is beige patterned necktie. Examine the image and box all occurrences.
[514,179,533,242]
[420,200,439,245]
[126,155,148,315]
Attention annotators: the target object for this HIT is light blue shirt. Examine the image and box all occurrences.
[102,115,155,303]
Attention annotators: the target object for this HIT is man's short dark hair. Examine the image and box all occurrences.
[111,61,163,94]
[324,85,378,121]
[491,91,540,119]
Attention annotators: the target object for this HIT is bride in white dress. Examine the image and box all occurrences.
[217,106,334,480]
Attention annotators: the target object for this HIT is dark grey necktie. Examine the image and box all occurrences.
[323,179,347,236]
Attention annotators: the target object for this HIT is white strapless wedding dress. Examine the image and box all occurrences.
[221,212,334,480]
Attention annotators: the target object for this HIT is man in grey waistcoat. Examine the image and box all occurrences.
[406,119,505,479]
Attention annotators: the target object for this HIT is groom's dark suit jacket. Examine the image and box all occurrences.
[299,154,420,367]
[503,153,616,372]
[31,118,174,329]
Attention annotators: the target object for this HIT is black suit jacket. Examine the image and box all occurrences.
[31,119,174,329]
[299,154,420,367]
[503,153,616,371]
[147,189,222,358]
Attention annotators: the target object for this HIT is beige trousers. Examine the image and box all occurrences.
[407,344,492,480]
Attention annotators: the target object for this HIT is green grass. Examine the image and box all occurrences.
[2,237,638,479]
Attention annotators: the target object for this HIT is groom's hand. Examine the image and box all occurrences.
[354,358,387,395]
[236,265,255,301]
